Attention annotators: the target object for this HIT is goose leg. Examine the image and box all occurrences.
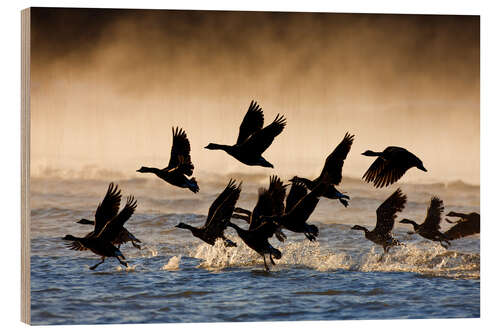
[89,257,105,270]
[305,233,316,242]
[234,207,252,216]
[275,229,287,242]
[262,255,270,271]
[223,237,237,248]
[269,254,276,265]
[440,238,451,249]
[132,241,142,250]
[339,198,349,208]
[116,257,128,267]
[379,246,390,262]
[436,234,451,248]
[231,214,250,222]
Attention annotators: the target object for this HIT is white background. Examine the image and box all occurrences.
[0,0,498,332]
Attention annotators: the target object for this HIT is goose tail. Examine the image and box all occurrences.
[304,224,319,241]
[188,177,200,193]
[271,247,282,260]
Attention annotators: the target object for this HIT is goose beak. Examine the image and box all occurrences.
[418,165,427,172]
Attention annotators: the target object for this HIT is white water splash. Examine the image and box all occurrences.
[356,243,480,279]
[191,239,259,270]
[142,245,158,258]
[190,238,479,278]
[162,256,181,271]
[191,239,351,271]
[277,240,352,271]
[116,264,137,272]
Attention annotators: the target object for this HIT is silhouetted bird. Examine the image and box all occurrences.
[76,183,141,249]
[444,211,480,240]
[62,235,128,270]
[204,100,286,168]
[63,196,138,270]
[290,132,354,207]
[351,188,406,253]
[362,146,427,188]
[227,221,282,271]
[176,179,241,247]
[399,197,450,248]
[137,127,199,193]
[232,175,287,242]
[263,180,327,241]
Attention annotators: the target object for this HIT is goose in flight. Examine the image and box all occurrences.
[362,146,427,188]
[137,127,199,193]
[205,100,286,168]
[290,132,354,207]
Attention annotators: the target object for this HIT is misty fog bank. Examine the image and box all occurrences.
[30,9,479,184]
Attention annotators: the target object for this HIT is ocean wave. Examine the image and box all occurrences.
[31,167,479,189]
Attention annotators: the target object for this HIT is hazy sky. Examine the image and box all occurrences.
[30,8,479,184]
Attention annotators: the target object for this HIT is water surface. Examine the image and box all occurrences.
[30,176,480,324]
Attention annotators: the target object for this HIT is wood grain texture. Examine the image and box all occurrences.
[21,7,31,325]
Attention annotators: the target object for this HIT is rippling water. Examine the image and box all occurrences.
[30,176,480,325]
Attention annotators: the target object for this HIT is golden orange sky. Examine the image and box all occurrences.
[30,9,479,184]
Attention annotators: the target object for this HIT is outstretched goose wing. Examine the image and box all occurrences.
[204,179,242,238]
[94,183,122,234]
[97,196,137,242]
[236,100,264,145]
[363,147,420,188]
[65,240,88,251]
[251,175,287,227]
[319,132,354,185]
[250,188,272,230]
[374,188,407,236]
[421,197,444,231]
[242,114,286,155]
[268,175,287,216]
[166,127,194,176]
[444,212,480,240]
[362,155,386,186]
[286,180,308,213]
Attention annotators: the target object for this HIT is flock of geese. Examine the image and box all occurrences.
[63,101,480,271]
